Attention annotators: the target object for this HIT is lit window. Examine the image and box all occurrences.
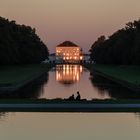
[80,56,83,60]
[56,50,58,53]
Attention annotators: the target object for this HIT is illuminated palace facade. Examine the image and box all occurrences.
[56,41,83,63]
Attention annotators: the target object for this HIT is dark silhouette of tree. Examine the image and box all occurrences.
[0,17,49,65]
[89,36,106,63]
[90,19,140,65]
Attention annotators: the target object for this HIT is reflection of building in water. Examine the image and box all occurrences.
[56,65,83,84]
[56,41,83,63]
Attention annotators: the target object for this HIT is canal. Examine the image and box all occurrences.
[0,64,140,100]
[40,64,110,100]
[32,64,140,100]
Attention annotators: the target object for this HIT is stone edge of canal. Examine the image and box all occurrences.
[0,102,140,112]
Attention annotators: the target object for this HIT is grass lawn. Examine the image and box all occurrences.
[85,64,140,86]
[0,64,52,87]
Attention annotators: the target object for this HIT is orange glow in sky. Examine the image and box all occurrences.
[0,0,140,52]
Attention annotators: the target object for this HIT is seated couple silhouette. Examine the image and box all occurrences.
[68,91,81,101]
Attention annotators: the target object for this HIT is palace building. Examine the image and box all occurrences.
[56,41,83,63]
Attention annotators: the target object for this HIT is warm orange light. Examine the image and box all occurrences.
[80,56,83,60]
[56,65,83,84]
[80,66,83,73]
[56,46,83,63]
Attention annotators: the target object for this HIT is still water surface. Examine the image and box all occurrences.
[39,64,140,100]
[0,113,139,140]
[1,64,139,99]
[40,64,110,100]
[0,65,140,100]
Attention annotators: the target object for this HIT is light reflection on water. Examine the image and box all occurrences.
[40,64,110,100]
[0,112,139,140]
[56,65,83,84]
[0,64,139,100]
[40,64,140,100]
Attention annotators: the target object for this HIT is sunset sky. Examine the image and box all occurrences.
[0,0,140,52]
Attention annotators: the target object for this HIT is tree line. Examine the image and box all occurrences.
[0,17,49,65]
[90,19,140,65]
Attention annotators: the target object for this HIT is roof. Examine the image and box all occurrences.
[57,41,78,47]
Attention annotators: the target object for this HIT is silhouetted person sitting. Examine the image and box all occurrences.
[68,94,75,100]
[76,91,81,100]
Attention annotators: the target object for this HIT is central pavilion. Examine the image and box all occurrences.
[56,41,83,63]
